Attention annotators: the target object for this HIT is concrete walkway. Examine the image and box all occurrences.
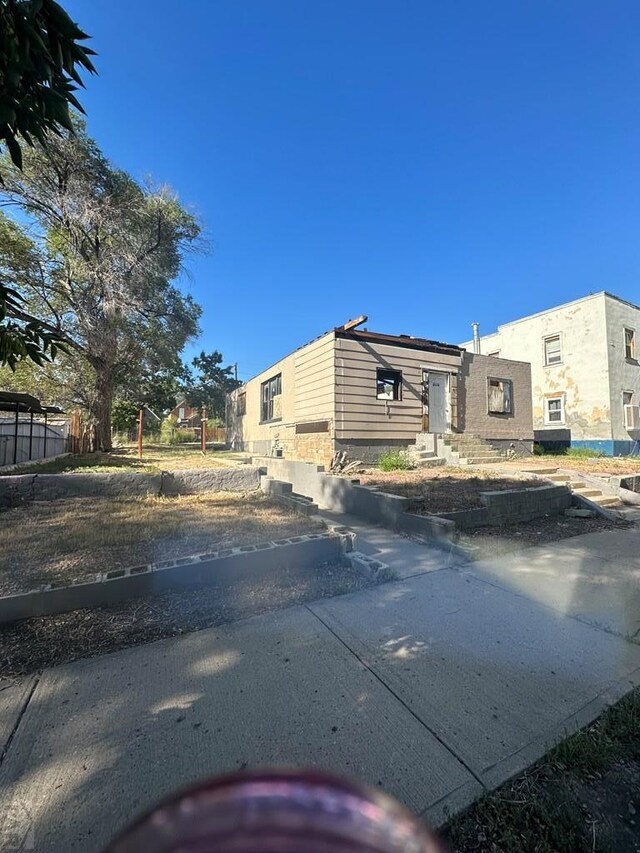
[1,525,640,852]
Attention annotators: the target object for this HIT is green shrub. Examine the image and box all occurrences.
[378,450,413,471]
[159,416,194,445]
[565,446,605,459]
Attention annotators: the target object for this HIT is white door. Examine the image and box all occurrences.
[427,372,448,433]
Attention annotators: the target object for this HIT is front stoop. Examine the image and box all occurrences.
[441,434,504,466]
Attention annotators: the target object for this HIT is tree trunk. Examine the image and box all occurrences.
[92,365,114,451]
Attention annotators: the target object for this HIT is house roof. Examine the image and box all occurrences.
[236,322,464,388]
[335,328,463,356]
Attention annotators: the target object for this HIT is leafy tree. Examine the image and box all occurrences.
[182,350,240,420]
[0,0,96,172]
[0,121,203,450]
[0,0,96,368]
[111,399,138,433]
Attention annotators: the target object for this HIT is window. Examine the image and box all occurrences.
[545,396,564,424]
[624,328,636,360]
[260,374,281,422]
[376,368,402,400]
[178,407,185,420]
[487,351,500,358]
[487,378,512,414]
[237,392,246,416]
[623,391,633,408]
[544,335,562,366]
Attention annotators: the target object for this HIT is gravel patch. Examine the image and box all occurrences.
[0,561,374,678]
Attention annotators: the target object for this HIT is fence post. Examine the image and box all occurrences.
[138,409,144,459]
[13,405,19,465]
[201,407,207,455]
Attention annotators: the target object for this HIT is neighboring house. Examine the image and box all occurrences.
[170,400,201,428]
[460,292,640,455]
[226,318,533,466]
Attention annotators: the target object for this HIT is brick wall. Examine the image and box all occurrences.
[458,352,533,440]
[292,432,334,467]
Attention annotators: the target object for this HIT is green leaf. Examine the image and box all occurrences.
[5,133,23,169]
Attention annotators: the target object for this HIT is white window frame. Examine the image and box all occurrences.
[487,377,513,415]
[544,395,565,425]
[543,333,562,367]
[624,327,636,361]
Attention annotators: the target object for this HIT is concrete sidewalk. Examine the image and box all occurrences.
[1,526,639,852]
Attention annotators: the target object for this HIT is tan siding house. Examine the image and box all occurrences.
[227,320,533,465]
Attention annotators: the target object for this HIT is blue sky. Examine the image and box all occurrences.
[66,0,640,381]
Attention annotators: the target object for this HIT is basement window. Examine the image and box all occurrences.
[545,396,565,424]
[624,328,636,360]
[488,378,512,414]
[261,374,281,422]
[544,335,562,366]
[376,368,402,401]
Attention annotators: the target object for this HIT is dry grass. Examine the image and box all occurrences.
[0,492,322,595]
[358,467,542,512]
[504,456,640,476]
[8,446,248,474]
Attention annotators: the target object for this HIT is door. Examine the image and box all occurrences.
[423,371,448,433]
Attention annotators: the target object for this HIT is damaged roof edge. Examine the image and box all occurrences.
[235,323,465,388]
[335,327,462,355]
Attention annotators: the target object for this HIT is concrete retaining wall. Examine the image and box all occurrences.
[437,484,572,530]
[254,456,455,543]
[0,531,355,624]
[0,466,262,506]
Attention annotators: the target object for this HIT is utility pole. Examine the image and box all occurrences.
[201,406,208,455]
[233,362,238,383]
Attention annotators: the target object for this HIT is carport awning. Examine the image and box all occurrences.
[0,392,64,414]
[0,391,44,413]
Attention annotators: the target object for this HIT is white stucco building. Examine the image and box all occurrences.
[461,292,640,455]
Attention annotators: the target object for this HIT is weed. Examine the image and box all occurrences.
[378,450,413,471]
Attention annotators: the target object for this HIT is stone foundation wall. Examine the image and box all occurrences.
[333,438,410,465]
[0,466,263,506]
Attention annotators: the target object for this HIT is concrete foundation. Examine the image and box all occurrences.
[333,439,412,465]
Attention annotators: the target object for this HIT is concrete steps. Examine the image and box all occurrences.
[526,467,623,511]
[441,434,503,465]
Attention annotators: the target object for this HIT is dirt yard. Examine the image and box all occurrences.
[359,467,542,513]
[7,445,249,475]
[504,456,640,477]
[459,514,626,560]
[0,492,323,595]
[0,561,374,678]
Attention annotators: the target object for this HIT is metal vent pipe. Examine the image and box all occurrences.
[471,322,481,354]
